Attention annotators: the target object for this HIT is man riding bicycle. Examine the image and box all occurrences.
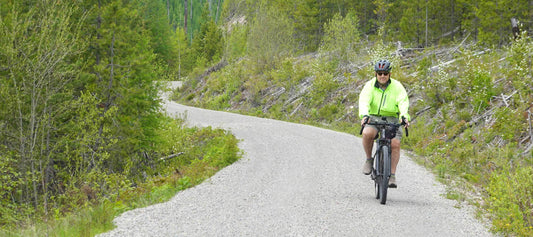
[359,59,410,188]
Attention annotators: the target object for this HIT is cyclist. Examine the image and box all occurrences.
[359,59,410,188]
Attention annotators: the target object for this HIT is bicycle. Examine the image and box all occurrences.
[360,117,408,205]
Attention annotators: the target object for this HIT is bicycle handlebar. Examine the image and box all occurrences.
[359,118,409,137]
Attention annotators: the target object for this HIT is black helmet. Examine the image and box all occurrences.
[374,59,392,72]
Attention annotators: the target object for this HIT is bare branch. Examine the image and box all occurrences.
[159,152,185,162]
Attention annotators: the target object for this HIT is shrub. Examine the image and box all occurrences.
[490,107,527,142]
[318,103,341,123]
[0,150,24,225]
[320,11,361,63]
[487,166,533,236]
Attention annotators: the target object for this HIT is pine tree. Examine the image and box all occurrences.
[292,0,320,52]
[397,0,426,46]
[87,0,162,173]
[191,3,225,67]
[476,0,530,46]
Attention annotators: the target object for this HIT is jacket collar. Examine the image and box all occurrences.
[374,77,391,89]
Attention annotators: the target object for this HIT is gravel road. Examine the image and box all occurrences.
[99,82,493,236]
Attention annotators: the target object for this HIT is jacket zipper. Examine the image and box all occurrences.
[377,89,386,116]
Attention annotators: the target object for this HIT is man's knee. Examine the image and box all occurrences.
[362,128,377,140]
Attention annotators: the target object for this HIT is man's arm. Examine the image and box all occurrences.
[397,83,410,122]
[358,81,372,119]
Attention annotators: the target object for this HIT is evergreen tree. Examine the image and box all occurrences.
[84,0,162,174]
[397,0,426,46]
[191,3,225,67]
[291,0,320,52]
[476,0,530,46]
[142,0,174,67]
[353,0,377,34]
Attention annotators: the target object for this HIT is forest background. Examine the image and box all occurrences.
[0,0,532,236]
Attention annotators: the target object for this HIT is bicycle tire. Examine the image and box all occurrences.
[373,149,381,199]
[375,178,380,199]
[379,146,390,204]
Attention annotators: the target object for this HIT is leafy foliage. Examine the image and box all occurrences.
[224,21,248,62]
[246,4,297,70]
[320,11,361,63]
[488,166,533,235]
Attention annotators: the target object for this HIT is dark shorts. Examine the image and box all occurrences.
[365,115,402,141]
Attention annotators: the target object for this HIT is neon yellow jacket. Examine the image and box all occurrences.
[358,77,410,121]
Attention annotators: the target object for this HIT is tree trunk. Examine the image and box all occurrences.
[167,0,170,24]
[450,0,456,40]
[96,0,102,82]
[95,30,116,168]
[425,0,428,47]
[190,0,193,31]
[184,0,188,34]
[511,18,520,40]
[216,0,221,23]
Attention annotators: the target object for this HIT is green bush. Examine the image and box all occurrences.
[318,103,341,123]
[487,166,533,236]
[463,69,498,112]
[307,70,338,107]
[0,150,23,225]
[490,107,526,142]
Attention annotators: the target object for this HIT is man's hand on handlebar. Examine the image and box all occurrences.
[401,116,410,128]
[361,115,369,126]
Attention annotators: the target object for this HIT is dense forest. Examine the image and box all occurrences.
[0,0,532,236]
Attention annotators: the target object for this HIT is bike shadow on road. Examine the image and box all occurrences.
[369,196,443,208]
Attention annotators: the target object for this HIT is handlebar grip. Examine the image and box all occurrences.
[360,116,369,135]
[400,116,409,137]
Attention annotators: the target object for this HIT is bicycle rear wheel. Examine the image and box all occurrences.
[379,146,390,204]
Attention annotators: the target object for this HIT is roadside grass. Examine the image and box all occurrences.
[0,116,242,237]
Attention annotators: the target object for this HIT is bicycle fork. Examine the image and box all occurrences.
[371,145,381,181]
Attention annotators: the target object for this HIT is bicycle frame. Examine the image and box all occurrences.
[372,122,393,204]
[360,117,407,205]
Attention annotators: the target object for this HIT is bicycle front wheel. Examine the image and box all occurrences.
[375,180,380,199]
[379,146,390,204]
[373,151,381,199]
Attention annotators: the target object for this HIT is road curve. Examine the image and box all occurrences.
[99,83,493,236]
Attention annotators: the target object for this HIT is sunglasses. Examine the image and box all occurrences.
[377,72,389,76]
